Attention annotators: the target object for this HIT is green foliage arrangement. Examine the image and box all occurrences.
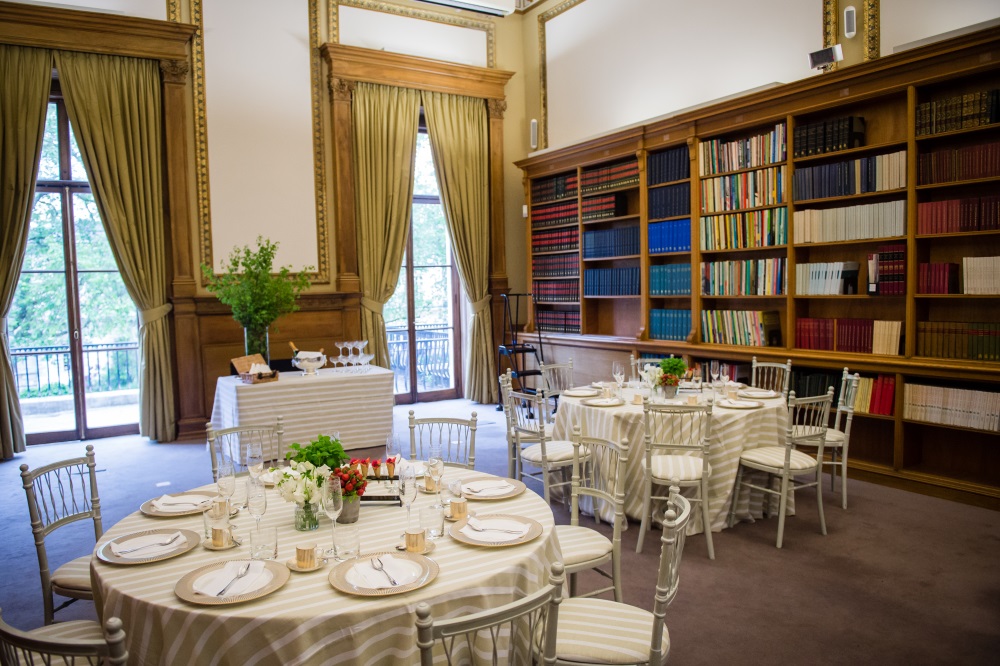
[659,356,687,385]
[286,434,348,470]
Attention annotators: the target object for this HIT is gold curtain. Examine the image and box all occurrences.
[352,82,420,368]
[423,91,496,404]
[0,45,51,459]
[55,51,176,441]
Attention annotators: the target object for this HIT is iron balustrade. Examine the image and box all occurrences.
[386,325,454,393]
[11,342,139,398]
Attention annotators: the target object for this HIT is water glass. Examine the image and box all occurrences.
[334,524,360,561]
[246,479,267,530]
[250,526,278,560]
[420,505,445,540]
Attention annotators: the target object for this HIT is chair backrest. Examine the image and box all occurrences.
[415,562,564,666]
[832,369,860,432]
[507,388,549,442]
[787,388,835,454]
[539,358,574,399]
[648,489,691,665]
[751,356,792,399]
[570,427,629,533]
[642,403,713,460]
[409,411,477,469]
[0,610,128,666]
[207,417,284,481]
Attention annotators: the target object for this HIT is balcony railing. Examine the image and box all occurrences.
[387,325,454,393]
[11,342,139,398]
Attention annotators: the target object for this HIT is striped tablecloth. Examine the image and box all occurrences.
[91,468,560,666]
[210,367,395,451]
[552,392,789,534]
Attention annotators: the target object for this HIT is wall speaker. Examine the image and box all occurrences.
[844,6,857,39]
[530,118,538,150]
[809,43,844,70]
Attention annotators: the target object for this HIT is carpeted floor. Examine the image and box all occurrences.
[1,399,998,664]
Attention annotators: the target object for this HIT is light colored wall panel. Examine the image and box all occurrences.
[8,0,167,20]
[882,0,999,52]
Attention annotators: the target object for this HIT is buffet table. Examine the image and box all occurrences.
[210,366,394,451]
[91,468,560,666]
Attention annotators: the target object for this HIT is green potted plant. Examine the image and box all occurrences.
[201,236,312,363]
[658,356,687,398]
[285,433,348,470]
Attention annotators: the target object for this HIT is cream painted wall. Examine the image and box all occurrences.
[881,0,999,53]
[10,0,166,19]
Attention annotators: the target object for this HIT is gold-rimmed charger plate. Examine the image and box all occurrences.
[175,560,290,606]
[716,398,764,410]
[96,528,200,565]
[139,491,215,517]
[562,388,601,398]
[329,551,438,597]
[460,477,526,501]
[580,397,625,408]
[449,514,543,548]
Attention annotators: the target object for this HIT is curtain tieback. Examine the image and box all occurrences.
[472,296,492,314]
[139,303,173,326]
[360,296,384,315]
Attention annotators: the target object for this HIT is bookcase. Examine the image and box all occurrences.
[516,25,1000,509]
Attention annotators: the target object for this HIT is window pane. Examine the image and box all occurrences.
[384,271,410,394]
[413,133,440,197]
[69,124,88,182]
[73,194,116,271]
[415,328,453,393]
[9,273,69,350]
[37,104,60,181]
[411,203,450,267]
[78,273,137,345]
[23,193,65,271]
[413,266,452,327]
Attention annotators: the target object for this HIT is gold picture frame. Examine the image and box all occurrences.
[823,0,880,70]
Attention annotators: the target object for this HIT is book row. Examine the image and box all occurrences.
[700,258,786,296]
[535,309,581,335]
[531,228,578,254]
[581,194,622,222]
[792,150,907,201]
[650,309,692,341]
[903,384,1000,432]
[532,280,579,303]
[916,321,1000,361]
[531,254,579,279]
[531,172,577,203]
[650,264,692,296]
[917,140,1000,184]
[700,309,782,347]
[648,146,690,186]
[853,375,896,416]
[794,318,902,355]
[582,225,640,259]
[649,218,692,254]
[701,207,788,251]
[792,115,866,158]
[916,195,1000,234]
[583,267,641,297]
[580,159,639,194]
[962,255,1000,294]
[648,182,690,220]
[531,201,579,229]
[699,122,787,176]
[795,261,860,295]
[700,166,786,214]
[915,88,1000,136]
[917,262,959,294]
[793,199,905,244]
[868,244,906,296]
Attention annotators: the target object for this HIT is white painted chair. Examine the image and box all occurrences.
[415,561,564,665]
[19,446,103,625]
[0,610,128,666]
[540,357,574,416]
[408,410,477,469]
[554,490,691,665]
[824,369,860,509]
[751,356,792,400]
[207,416,284,481]
[509,388,578,504]
[499,370,552,478]
[556,427,628,601]
[637,403,715,559]
[728,387,834,548]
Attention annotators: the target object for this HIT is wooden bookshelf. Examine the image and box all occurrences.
[516,25,1000,509]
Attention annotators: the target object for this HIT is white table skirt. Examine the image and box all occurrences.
[210,367,395,451]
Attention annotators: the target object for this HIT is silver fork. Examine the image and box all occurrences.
[116,533,181,554]
[466,521,523,535]
[371,557,398,586]
[216,561,252,597]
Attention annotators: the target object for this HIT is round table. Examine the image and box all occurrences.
[91,467,560,666]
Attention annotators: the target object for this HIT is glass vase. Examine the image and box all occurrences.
[244,326,270,363]
[294,502,320,531]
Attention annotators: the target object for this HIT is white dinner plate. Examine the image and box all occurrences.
[580,397,625,408]
[562,388,601,398]
[329,551,438,597]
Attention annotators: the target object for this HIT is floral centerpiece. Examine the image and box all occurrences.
[277,461,330,531]
[330,465,369,524]
[658,356,687,387]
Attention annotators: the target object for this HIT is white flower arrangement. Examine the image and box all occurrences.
[276,460,331,506]
[640,363,663,387]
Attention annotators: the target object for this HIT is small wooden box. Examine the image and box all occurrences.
[231,354,279,384]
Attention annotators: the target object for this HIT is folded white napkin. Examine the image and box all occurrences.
[741,388,776,398]
[110,531,184,558]
[193,561,270,597]
[352,555,413,589]
[151,494,213,512]
[460,516,529,542]
[719,399,757,408]
[462,479,514,497]
[259,469,281,484]
[248,362,272,374]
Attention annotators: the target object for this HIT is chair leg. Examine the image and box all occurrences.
[636,475,652,554]
[727,465,744,528]
[613,550,623,603]
[840,459,848,510]
[775,474,790,549]
[701,479,715,560]
[568,572,577,597]
[816,468,828,536]
[542,466,552,504]
[829,452,838,492]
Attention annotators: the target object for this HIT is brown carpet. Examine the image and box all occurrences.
[1,399,998,664]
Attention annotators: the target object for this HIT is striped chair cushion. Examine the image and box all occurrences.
[51,555,94,593]
[555,597,668,665]
[520,440,575,464]
[740,446,818,471]
[823,428,846,446]
[644,455,711,483]
[30,619,105,642]
[555,525,612,567]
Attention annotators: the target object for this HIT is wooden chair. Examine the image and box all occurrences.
[824,369,860,509]
[415,561,564,666]
[554,490,691,665]
[408,410,477,469]
[508,388,578,504]
[19,446,103,625]
[556,428,629,601]
[637,403,715,559]
[207,417,284,481]
[728,388,834,548]
[0,610,128,666]
[750,356,792,400]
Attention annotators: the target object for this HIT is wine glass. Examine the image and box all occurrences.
[217,458,236,503]
[428,444,445,508]
[246,441,264,481]
[710,360,722,399]
[721,363,731,386]
[612,361,625,398]
[385,431,401,491]
[334,341,347,368]
[322,477,343,558]
[246,477,267,532]
[400,465,418,529]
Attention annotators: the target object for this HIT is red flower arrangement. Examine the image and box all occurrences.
[332,465,368,498]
